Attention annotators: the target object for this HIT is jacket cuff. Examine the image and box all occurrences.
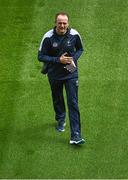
[54,57,60,63]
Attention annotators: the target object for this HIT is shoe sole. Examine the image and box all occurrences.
[56,128,65,132]
[70,139,85,145]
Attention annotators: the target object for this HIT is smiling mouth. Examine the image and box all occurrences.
[60,28,65,30]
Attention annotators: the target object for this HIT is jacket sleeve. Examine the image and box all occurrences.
[73,35,84,61]
[38,37,60,63]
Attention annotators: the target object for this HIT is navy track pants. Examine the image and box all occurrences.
[49,78,81,138]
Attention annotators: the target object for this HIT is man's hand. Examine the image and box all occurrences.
[60,53,73,65]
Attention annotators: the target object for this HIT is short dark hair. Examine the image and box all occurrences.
[55,12,69,22]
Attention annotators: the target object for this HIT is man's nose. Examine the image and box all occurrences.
[61,24,64,28]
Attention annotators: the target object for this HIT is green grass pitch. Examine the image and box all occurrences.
[0,0,128,178]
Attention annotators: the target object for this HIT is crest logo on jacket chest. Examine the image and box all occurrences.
[52,42,58,47]
[67,40,71,46]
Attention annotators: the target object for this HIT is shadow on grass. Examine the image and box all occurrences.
[12,121,85,150]
[12,122,67,146]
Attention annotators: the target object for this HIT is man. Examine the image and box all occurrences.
[38,12,85,145]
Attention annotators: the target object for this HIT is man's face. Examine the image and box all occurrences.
[55,15,69,35]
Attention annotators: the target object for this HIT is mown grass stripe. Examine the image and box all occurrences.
[0,0,38,177]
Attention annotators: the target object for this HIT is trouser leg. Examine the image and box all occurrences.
[49,79,66,122]
[65,78,81,138]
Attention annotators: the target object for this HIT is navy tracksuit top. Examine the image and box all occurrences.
[38,27,84,80]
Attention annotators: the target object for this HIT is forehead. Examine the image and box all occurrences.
[56,15,68,22]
